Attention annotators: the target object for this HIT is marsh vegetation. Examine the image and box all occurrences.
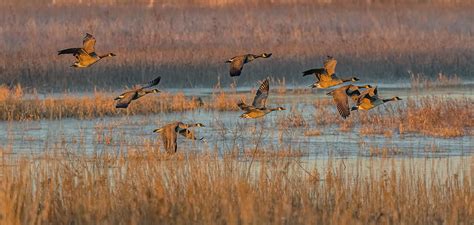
[0,1,473,225]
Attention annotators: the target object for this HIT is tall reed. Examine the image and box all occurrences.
[0,150,471,225]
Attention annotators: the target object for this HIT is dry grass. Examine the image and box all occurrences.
[410,72,462,89]
[0,1,472,91]
[303,129,322,136]
[0,84,244,120]
[1,84,472,139]
[0,151,472,225]
[313,96,473,138]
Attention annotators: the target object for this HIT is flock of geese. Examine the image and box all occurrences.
[58,33,402,153]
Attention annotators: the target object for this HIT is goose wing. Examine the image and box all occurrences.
[162,125,178,153]
[229,56,245,77]
[252,79,269,108]
[357,91,378,106]
[141,76,161,89]
[82,33,96,53]
[115,91,138,108]
[237,100,254,111]
[358,87,378,103]
[368,86,378,97]
[324,57,337,76]
[330,87,350,119]
[302,68,325,81]
[75,48,95,61]
[58,48,81,55]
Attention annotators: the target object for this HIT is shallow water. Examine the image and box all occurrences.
[1,85,472,158]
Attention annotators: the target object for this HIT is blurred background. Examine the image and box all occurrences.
[0,0,472,92]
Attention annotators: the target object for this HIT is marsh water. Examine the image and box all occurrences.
[1,84,473,159]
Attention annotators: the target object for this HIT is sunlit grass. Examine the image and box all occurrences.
[0,151,471,225]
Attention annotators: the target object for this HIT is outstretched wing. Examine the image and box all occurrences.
[58,48,81,55]
[237,100,253,111]
[75,48,95,61]
[163,127,178,153]
[330,88,350,119]
[369,87,378,97]
[141,76,161,89]
[82,33,96,53]
[252,79,269,108]
[115,91,137,108]
[229,56,245,77]
[302,68,325,81]
[358,87,378,104]
[324,56,337,76]
[357,90,378,106]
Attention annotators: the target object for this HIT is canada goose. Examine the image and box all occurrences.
[303,56,359,88]
[153,122,205,153]
[351,86,402,111]
[326,84,372,119]
[225,53,272,77]
[115,76,161,108]
[58,33,116,68]
[238,78,286,119]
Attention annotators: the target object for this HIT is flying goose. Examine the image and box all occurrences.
[238,78,286,119]
[225,53,272,77]
[351,86,402,111]
[153,122,205,153]
[114,76,161,108]
[58,33,116,68]
[326,84,372,119]
[303,56,359,88]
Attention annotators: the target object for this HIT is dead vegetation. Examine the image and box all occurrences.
[0,84,244,120]
[0,151,471,225]
[0,1,472,90]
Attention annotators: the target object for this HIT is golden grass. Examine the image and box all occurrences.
[0,151,472,225]
[0,84,244,120]
[313,96,473,138]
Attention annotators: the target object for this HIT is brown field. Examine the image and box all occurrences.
[0,151,472,225]
[0,0,473,91]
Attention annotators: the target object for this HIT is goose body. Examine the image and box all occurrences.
[326,84,372,119]
[153,122,205,153]
[58,33,116,68]
[238,78,286,119]
[226,53,272,77]
[303,56,359,88]
[115,76,161,108]
[352,87,402,111]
